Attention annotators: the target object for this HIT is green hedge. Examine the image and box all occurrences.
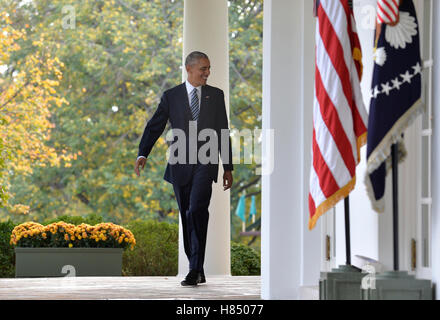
[42,213,103,226]
[231,242,261,276]
[0,220,15,278]
[122,222,261,276]
[122,219,179,276]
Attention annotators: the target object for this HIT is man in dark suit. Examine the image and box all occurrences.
[135,51,233,286]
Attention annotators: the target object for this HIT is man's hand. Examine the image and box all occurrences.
[223,170,233,191]
[135,157,147,177]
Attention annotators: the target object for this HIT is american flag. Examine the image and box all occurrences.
[308,0,368,230]
[377,0,400,25]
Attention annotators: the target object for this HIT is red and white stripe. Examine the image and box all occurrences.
[308,0,368,230]
[377,0,400,24]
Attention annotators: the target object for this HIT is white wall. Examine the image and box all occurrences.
[431,0,440,300]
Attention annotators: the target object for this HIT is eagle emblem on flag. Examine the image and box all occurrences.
[366,0,423,212]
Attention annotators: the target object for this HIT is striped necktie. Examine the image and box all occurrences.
[190,88,200,121]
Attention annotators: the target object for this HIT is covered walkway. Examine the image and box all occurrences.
[0,276,260,300]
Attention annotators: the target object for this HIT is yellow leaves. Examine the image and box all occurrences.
[0,11,73,211]
[157,137,165,146]
[123,189,131,199]
[9,204,30,216]
[149,200,160,212]
[2,12,12,25]
[244,116,256,125]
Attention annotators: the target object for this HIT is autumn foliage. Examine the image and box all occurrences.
[0,11,76,213]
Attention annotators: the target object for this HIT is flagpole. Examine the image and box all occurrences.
[344,196,351,266]
[392,143,399,271]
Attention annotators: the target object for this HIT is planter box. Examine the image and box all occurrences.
[15,247,123,278]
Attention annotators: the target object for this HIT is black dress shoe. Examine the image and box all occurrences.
[181,270,201,286]
[198,272,206,284]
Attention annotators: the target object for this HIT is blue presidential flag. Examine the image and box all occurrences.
[366,0,423,212]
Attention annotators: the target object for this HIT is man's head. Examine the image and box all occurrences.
[185,51,210,87]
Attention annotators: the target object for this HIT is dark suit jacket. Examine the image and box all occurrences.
[138,82,233,186]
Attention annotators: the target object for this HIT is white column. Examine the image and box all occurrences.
[179,0,230,276]
[262,0,320,300]
[431,0,440,300]
[334,0,379,269]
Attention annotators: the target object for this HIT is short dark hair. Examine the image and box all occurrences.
[185,51,209,66]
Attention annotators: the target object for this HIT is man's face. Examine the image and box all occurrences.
[186,58,210,87]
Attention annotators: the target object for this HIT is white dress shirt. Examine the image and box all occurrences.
[137,81,201,162]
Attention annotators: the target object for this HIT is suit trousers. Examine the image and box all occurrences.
[173,164,213,272]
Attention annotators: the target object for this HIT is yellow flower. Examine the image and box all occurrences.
[68,243,73,248]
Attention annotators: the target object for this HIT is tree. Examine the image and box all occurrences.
[229,0,263,248]
[1,0,183,224]
[0,10,74,217]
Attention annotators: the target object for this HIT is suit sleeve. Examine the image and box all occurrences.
[217,90,234,172]
[138,92,170,159]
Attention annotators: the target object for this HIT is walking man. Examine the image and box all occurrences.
[135,51,233,286]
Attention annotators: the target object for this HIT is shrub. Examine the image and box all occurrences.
[43,213,103,226]
[0,220,16,278]
[122,220,178,276]
[231,241,261,276]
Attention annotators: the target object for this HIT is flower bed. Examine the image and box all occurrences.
[10,221,136,277]
[10,221,136,250]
